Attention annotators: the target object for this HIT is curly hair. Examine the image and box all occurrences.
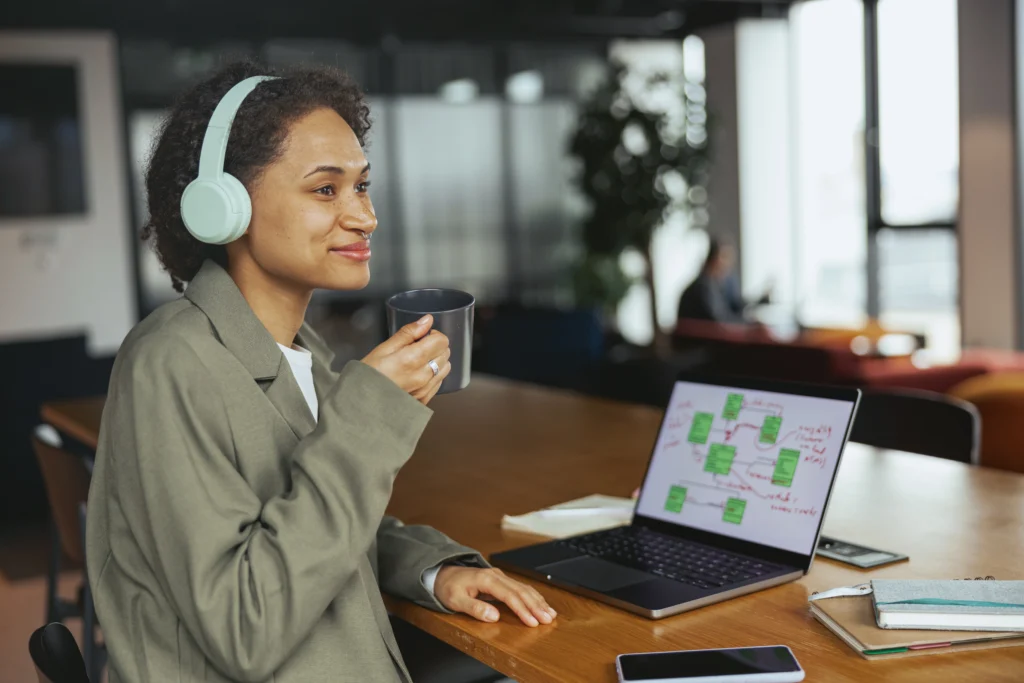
[141,60,372,292]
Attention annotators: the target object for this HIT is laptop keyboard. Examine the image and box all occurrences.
[557,527,781,590]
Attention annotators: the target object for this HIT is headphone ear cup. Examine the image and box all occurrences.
[218,173,253,243]
[179,174,252,245]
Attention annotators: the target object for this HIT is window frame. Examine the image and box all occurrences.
[863,0,958,320]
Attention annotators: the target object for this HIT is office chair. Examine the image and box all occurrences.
[31,430,105,681]
[29,622,91,683]
[32,430,91,622]
[849,388,980,464]
[948,372,1024,473]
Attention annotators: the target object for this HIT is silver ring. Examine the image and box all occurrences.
[428,359,440,377]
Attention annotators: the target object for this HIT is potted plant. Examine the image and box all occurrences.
[570,58,711,348]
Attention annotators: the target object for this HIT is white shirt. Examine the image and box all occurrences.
[277,343,319,421]
[276,342,443,595]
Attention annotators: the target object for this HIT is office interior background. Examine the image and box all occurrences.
[3,0,1024,677]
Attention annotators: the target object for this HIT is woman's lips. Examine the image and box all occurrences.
[332,243,371,262]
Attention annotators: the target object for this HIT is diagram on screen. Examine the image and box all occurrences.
[638,382,854,554]
[656,390,840,519]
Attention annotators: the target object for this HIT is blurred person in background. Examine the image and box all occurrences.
[677,236,771,325]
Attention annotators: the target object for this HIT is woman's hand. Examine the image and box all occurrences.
[362,315,452,405]
[434,566,557,627]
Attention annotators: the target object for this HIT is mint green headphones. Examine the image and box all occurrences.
[180,75,277,245]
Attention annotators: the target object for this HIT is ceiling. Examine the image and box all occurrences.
[1,0,796,45]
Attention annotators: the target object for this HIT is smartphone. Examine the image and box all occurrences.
[816,535,908,569]
[616,646,805,683]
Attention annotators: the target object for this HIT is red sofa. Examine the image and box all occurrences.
[672,319,991,393]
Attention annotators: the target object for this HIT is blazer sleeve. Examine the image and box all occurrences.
[374,516,489,612]
[110,336,432,682]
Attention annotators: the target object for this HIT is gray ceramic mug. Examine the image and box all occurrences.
[386,289,475,394]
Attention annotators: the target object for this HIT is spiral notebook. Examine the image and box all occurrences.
[809,590,1024,659]
[872,580,1024,631]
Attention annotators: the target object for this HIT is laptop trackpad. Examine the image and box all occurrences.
[537,556,653,592]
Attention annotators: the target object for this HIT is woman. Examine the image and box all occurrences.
[86,61,555,683]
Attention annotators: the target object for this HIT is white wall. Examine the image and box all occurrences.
[958,0,1019,349]
[0,32,135,355]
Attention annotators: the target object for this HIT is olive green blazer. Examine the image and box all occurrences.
[86,260,485,683]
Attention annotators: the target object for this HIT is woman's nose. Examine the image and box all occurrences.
[343,207,377,235]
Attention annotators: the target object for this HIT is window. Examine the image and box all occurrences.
[508,100,580,304]
[393,97,509,297]
[790,0,867,328]
[877,0,959,225]
[875,0,960,360]
[740,0,962,357]
[877,229,959,361]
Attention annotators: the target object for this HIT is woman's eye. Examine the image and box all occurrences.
[314,185,335,196]
[356,180,371,193]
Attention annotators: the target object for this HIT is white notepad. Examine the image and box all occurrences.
[500,494,635,539]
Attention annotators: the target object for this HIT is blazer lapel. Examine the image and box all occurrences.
[185,260,316,440]
[262,363,318,440]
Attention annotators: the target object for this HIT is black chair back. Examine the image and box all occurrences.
[29,622,90,683]
[849,389,980,464]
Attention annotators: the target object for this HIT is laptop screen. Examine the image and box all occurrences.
[634,380,858,556]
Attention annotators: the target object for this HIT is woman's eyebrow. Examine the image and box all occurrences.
[304,165,343,178]
[303,162,371,178]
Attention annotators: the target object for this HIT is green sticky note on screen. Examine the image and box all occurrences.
[722,393,744,420]
[723,497,747,524]
[688,412,714,444]
[772,448,800,487]
[705,444,736,475]
[665,485,687,513]
[760,415,782,444]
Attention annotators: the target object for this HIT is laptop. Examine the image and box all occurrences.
[491,373,861,619]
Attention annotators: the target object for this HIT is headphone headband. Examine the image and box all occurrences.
[196,75,277,179]
[180,74,278,245]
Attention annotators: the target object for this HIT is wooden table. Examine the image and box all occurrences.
[43,377,1024,682]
